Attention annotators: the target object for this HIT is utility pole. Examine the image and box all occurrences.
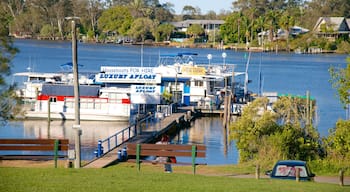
[66,16,82,168]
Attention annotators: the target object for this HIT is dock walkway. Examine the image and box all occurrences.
[84,112,185,168]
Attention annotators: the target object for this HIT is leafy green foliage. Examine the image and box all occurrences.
[186,24,204,38]
[325,120,350,163]
[128,17,158,42]
[0,6,19,122]
[156,23,174,42]
[97,6,133,36]
[162,89,172,104]
[329,57,350,109]
[230,96,321,165]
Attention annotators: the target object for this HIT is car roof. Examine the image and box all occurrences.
[275,160,306,166]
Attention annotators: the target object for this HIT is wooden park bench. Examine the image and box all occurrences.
[126,143,206,174]
[0,139,69,168]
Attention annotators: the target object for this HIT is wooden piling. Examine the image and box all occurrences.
[339,169,344,186]
[255,164,260,179]
[296,168,300,182]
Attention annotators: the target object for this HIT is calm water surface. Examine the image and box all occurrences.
[1,39,348,164]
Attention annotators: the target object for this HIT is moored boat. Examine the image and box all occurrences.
[15,52,251,122]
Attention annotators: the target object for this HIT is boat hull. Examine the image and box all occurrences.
[24,111,130,122]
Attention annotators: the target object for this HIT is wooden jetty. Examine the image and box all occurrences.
[84,112,187,168]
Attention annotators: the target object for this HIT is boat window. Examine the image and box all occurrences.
[49,97,57,102]
[194,80,203,87]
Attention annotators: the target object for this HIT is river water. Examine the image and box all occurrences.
[0,39,348,165]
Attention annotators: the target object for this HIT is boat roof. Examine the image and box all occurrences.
[160,52,198,58]
[41,84,100,97]
[14,72,63,78]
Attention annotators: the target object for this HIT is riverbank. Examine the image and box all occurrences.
[13,37,345,53]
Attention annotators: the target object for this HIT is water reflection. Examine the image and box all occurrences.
[1,120,129,160]
[2,117,238,164]
[174,117,238,165]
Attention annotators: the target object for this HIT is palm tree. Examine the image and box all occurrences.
[266,10,280,52]
[255,15,266,49]
[279,13,295,52]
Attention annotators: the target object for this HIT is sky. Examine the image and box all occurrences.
[159,0,233,14]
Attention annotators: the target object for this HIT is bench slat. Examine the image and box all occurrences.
[126,143,206,174]
[0,139,69,145]
[0,145,69,151]
[127,159,207,166]
[127,143,206,151]
[0,155,67,160]
[127,149,206,157]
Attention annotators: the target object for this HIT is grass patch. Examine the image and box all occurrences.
[0,163,349,192]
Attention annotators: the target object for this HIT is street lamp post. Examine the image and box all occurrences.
[222,52,227,67]
[207,54,212,67]
[66,16,82,168]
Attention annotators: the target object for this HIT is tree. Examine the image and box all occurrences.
[230,96,321,164]
[230,97,280,162]
[186,24,204,39]
[128,17,157,42]
[86,0,104,40]
[98,6,133,36]
[128,0,149,18]
[326,120,350,163]
[156,23,174,42]
[0,6,19,122]
[182,5,200,20]
[279,12,295,52]
[151,2,174,22]
[329,57,350,112]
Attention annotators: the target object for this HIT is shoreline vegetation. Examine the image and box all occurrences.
[13,37,341,54]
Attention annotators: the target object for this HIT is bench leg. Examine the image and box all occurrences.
[54,140,59,168]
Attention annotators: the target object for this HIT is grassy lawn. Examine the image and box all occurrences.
[1,163,349,192]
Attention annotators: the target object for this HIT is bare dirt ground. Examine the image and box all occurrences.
[1,160,349,186]
[0,160,70,168]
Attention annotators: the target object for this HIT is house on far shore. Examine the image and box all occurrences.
[171,19,224,33]
[170,20,224,43]
[313,17,350,40]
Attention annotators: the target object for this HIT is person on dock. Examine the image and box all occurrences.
[155,134,172,173]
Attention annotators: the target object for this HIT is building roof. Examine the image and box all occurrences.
[171,19,224,28]
[313,17,350,33]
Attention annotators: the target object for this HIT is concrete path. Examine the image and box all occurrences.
[228,174,350,185]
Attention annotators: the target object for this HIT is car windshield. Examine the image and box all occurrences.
[274,165,307,177]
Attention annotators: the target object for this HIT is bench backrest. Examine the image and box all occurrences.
[0,139,69,168]
[127,143,206,158]
[127,143,206,174]
[0,139,69,151]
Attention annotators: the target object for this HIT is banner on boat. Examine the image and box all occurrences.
[130,85,161,104]
[180,66,206,75]
[96,67,161,84]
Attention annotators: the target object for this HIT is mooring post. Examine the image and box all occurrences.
[339,169,344,186]
[255,164,260,179]
[296,168,300,182]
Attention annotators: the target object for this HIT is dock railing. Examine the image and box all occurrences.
[94,104,176,158]
[94,113,161,158]
[94,125,136,157]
